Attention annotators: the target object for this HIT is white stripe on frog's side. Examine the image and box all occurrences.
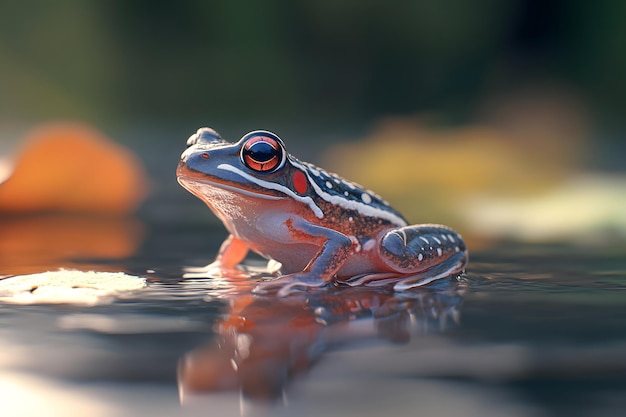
[217,163,324,218]
[290,160,408,226]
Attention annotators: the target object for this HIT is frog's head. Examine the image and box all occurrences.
[177,128,294,201]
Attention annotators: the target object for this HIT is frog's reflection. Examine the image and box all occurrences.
[178,280,465,403]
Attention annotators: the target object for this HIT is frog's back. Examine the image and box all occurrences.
[290,158,407,228]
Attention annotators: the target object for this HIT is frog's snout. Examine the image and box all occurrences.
[178,147,209,175]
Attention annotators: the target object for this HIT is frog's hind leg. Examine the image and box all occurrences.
[379,224,468,290]
[391,251,467,290]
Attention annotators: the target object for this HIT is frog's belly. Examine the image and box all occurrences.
[253,244,378,278]
[253,242,380,277]
[335,253,382,278]
[251,243,319,275]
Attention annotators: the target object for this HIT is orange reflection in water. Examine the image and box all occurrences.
[178,282,464,403]
[0,214,144,276]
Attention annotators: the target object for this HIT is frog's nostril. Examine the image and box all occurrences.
[200,152,210,160]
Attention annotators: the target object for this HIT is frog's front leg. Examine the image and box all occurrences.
[183,234,250,278]
[378,224,468,290]
[254,218,354,296]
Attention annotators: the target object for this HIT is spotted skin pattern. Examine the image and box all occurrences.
[380,225,466,272]
[177,128,468,295]
[299,161,399,219]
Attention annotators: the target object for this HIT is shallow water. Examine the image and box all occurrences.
[1,208,625,417]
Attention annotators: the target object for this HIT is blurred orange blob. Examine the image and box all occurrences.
[0,123,148,214]
[0,214,145,276]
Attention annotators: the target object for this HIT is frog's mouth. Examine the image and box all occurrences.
[177,175,284,201]
[216,164,324,218]
[176,160,283,200]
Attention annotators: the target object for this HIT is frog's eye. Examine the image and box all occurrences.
[240,132,284,172]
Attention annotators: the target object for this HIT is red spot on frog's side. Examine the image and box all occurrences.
[292,170,308,195]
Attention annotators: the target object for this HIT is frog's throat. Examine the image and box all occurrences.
[216,164,324,219]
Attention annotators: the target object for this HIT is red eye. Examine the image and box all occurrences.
[240,132,284,172]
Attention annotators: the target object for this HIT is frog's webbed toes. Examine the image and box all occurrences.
[252,274,326,297]
[338,272,400,287]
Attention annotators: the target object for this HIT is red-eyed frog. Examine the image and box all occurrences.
[176,128,468,296]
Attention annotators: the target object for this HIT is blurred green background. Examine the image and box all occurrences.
[1,0,624,136]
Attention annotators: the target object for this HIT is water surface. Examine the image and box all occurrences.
[1,212,625,417]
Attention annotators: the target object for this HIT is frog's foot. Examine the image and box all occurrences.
[183,262,250,279]
[339,251,466,290]
[392,251,467,291]
[337,272,403,287]
[253,273,327,297]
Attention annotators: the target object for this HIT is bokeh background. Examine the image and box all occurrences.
[1,0,625,246]
[1,3,626,416]
[1,1,625,128]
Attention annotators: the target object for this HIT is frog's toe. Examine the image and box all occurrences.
[253,274,326,297]
[183,263,249,279]
[338,272,401,287]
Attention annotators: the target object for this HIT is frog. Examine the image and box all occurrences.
[177,128,467,296]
